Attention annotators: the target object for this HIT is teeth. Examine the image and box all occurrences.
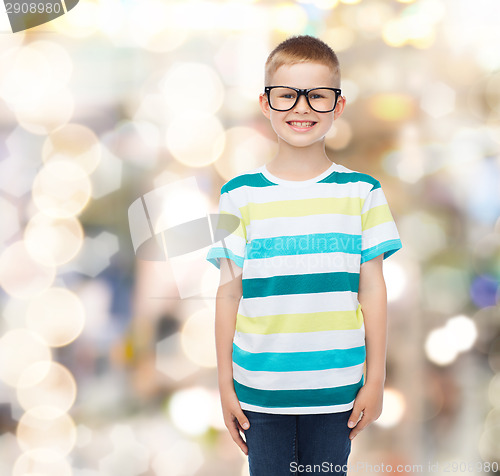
[289,121,315,127]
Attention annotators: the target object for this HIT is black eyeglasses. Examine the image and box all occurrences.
[264,86,342,113]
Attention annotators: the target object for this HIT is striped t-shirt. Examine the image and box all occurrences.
[206,161,402,415]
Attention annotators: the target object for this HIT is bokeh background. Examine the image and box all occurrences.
[1,0,500,475]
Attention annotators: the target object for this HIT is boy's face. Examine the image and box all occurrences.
[259,62,345,150]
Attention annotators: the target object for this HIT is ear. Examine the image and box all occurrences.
[334,95,346,120]
[259,93,271,119]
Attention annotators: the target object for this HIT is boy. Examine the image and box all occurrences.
[206,35,402,475]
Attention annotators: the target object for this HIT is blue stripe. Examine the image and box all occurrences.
[206,247,244,269]
[361,239,402,264]
[246,233,362,259]
[233,376,364,408]
[232,343,366,372]
[242,272,359,298]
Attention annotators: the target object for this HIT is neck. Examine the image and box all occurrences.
[269,139,333,174]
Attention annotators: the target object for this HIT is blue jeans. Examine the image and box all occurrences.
[242,409,352,476]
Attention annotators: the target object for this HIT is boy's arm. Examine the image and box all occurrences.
[216,258,250,454]
[348,253,387,439]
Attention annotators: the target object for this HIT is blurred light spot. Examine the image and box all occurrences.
[0,196,20,243]
[340,0,361,4]
[323,27,355,52]
[0,329,51,387]
[151,439,204,476]
[375,388,406,427]
[382,2,439,48]
[0,241,56,299]
[214,34,268,97]
[341,79,359,104]
[126,0,187,52]
[215,127,276,179]
[389,125,442,183]
[368,94,415,121]
[15,86,74,135]
[446,315,478,352]
[26,287,85,347]
[421,81,456,118]
[485,72,500,117]
[64,232,119,278]
[168,387,216,436]
[156,333,200,382]
[397,212,446,258]
[95,0,126,39]
[17,362,77,417]
[425,327,458,366]
[28,41,73,86]
[325,118,353,150]
[382,260,407,301]
[52,0,99,38]
[488,373,500,408]
[272,3,308,34]
[98,425,150,476]
[0,154,39,198]
[13,449,72,476]
[355,2,394,37]
[100,120,160,169]
[75,424,93,448]
[17,408,77,455]
[88,147,123,199]
[24,213,84,267]
[42,123,102,175]
[160,62,224,116]
[0,46,51,110]
[478,421,500,463]
[298,0,339,10]
[425,314,477,366]
[472,234,500,282]
[166,112,225,167]
[423,265,469,314]
[470,274,499,308]
[32,161,91,218]
[181,309,216,368]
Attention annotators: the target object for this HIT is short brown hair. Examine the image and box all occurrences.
[265,35,340,87]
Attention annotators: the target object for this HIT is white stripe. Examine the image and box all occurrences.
[233,362,364,391]
[362,187,389,212]
[240,401,355,415]
[247,213,361,240]
[362,221,400,250]
[234,327,365,353]
[243,252,361,278]
[238,291,359,318]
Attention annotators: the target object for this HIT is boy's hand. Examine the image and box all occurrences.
[347,381,384,440]
[220,387,250,455]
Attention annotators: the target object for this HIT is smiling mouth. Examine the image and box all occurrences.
[287,121,317,128]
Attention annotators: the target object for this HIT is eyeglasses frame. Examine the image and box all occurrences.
[264,86,342,113]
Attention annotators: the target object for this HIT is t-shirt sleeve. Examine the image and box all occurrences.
[360,181,402,264]
[206,187,247,270]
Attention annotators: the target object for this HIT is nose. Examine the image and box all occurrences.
[294,92,310,112]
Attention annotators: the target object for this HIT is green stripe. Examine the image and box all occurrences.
[221,173,274,194]
[233,376,364,408]
[319,171,380,189]
[242,272,359,298]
